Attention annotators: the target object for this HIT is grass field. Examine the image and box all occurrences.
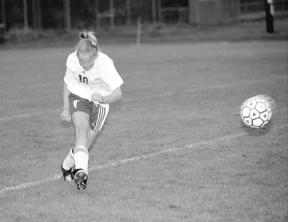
[0,39,287,222]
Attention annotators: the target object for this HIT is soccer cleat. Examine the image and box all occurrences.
[73,169,88,190]
[61,164,73,182]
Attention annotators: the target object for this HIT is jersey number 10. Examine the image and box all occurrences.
[78,74,88,84]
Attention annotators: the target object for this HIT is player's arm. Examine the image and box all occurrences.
[61,83,71,122]
[90,58,123,104]
[63,83,70,110]
[91,87,122,104]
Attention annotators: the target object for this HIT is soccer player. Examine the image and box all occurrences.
[60,31,124,190]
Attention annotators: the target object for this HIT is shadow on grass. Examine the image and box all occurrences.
[240,121,274,137]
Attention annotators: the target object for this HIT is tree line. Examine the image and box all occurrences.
[0,0,189,32]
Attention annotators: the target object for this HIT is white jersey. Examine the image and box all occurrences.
[64,51,123,101]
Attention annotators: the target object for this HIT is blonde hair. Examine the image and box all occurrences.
[76,31,98,56]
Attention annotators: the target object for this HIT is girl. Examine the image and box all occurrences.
[60,31,124,190]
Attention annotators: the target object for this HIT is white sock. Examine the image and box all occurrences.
[62,147,75,170]
[74,146,89,174]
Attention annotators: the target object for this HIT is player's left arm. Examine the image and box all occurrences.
[91,58,123,104]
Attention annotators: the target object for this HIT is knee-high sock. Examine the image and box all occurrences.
[62,147,75,170]
[73,145,89,174]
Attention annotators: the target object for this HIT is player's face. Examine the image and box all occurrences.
[77,51,97,70]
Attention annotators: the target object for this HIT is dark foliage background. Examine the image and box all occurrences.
[1,0,189,31]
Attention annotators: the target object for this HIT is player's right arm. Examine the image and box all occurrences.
[61,82,71,122]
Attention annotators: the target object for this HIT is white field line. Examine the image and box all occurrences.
[0,109,62,122]
[0,76,285,123]
[0,123,287,196]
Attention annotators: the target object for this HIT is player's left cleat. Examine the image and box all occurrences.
[73,169,88,190]
[61,164,73,182]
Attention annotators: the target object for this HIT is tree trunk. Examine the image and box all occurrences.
[126,0,131,26]
[157,0,162,23]
[23,0,29,31]
[95,0,99,29]
[32,0,37,30]
[1,0,5,31]
[110,0,114,28]
[64,0,71,32]
[35,0,42,31]
[152,0,156,24]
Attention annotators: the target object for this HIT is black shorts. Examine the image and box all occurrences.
[69,94,109,132]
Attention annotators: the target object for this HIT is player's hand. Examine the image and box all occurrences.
[91,92,104,103]
[61,109,71,122]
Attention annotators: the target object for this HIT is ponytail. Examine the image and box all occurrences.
[76,31,98,56]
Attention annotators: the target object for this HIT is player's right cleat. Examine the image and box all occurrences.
[73,169,88,190]
[61,164,73,182]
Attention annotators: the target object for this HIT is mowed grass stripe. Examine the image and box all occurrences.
[0,76,285,123]
[0,123,287,196]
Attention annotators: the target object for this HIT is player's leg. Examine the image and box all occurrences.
[61,111,90,187]
[87,103,110,150]
[71,111,90,190]
[72,103,109,189]
[61,100,109,188]
[61,95,82,181]
[70,103,109,189]
[61,94,90,189]
[62,114,99,177]
[61,147,75,182]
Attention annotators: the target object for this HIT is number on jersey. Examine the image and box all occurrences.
[79,74,88,84]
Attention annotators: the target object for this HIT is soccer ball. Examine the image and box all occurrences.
[240,94,273,128]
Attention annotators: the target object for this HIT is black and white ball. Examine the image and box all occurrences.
[240,95,273,128]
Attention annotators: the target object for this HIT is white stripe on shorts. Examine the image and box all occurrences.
[93,104,109,133]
